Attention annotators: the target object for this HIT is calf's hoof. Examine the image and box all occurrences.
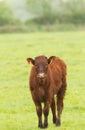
[38,123,43,128]
[38,123,48,129]
[53,117,57,124]
[56,118,61,126]
[43,122,48,129]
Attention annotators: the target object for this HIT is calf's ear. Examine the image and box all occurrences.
[48,56,55,64]
[27,58,35,65]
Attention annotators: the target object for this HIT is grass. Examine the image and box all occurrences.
[0,31,85,130]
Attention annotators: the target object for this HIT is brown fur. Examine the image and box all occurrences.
[27,56,67,128]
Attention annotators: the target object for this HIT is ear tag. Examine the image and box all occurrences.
[31,64,34,67]
[29,61,34,66]
[29,61,32,64]
[50,59,53,64]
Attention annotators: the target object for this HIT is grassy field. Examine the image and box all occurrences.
[0,31,85,130]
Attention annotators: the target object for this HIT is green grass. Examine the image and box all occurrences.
[0,31,85,130]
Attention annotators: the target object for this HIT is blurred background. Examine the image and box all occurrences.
[0,0,85,32]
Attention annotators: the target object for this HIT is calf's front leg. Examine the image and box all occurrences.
[51,97,57,124]
[36,103,43,128]
[43,101,50,128]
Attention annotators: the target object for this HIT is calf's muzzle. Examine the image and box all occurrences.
[37,73,46,79]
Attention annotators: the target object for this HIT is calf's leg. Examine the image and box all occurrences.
[51,97,57,124]
[56,93,63,126]
[56,86,66,126]
[36,103,43,128]
[43,101,50,128]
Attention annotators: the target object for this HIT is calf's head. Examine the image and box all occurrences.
[27,56,54,80]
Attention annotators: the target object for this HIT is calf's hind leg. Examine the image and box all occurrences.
[56,86,66,126]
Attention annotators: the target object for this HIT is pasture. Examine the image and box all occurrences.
[0,32,85,130]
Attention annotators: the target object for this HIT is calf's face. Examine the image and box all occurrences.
[27,56,54,80]
[34,57,48,79]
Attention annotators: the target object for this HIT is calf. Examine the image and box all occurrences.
[27,55,67,128]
